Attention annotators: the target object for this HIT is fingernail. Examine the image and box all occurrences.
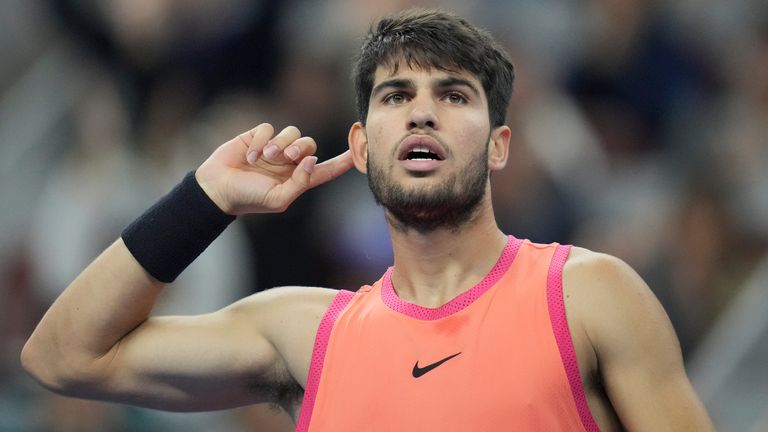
[247,150,258,164]
[303,156,317,173]
[284,146,299,161]
[263,144,279,159]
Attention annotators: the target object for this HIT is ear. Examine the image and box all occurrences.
[348,122,369,174]
[488,125,511,171]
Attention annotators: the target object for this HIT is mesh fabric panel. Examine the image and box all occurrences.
[547,245,601,432]
[381,236,523,320]
[295,289,355,432]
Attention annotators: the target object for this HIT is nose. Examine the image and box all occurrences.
[408,96,438,130]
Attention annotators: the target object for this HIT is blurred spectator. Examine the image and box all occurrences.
[2,1,767,430]
[565,0,716,160]
[44,0,287,131]
[709,17,768,246]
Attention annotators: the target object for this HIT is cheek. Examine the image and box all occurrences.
[367,118,394,149]
[366,124,382,153]
[455,118,490,155]
[363,124,390,166]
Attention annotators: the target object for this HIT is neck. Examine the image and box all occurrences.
[387,199,508,308]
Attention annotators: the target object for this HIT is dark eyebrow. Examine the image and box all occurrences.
[370,75,482,100]
[435,76,481,97]
[371,79,415,99]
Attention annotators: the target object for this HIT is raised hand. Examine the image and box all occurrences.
[195,123,354,215]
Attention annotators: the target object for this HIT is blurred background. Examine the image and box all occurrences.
[1,0,766,430]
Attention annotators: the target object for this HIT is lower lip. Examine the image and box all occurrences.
[400,159,442,172]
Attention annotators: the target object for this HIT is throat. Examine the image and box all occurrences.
[392,281,465,309]
[389,230,509,309]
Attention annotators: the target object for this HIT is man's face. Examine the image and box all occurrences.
[361,64,494,232]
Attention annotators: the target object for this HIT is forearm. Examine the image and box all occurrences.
[22,239,163,391]
[22,169,236,393]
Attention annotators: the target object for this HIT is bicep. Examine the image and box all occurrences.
[103,307,281,411]
[568,251,714,431]
[596,286,702,430]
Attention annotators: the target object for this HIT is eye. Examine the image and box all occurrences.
[383,93,409,105]
[443,92,468,105]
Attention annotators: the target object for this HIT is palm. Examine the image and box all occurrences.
[226,160,296,213]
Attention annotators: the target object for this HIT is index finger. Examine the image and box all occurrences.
[308,150,355,189]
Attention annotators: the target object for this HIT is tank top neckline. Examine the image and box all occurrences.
[380,235,524,320]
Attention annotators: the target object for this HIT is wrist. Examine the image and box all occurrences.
[194,170,235,216]
[121,171,236,283]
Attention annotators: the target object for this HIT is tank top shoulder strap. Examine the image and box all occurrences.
[296,289,356,432]
[546,244,600,432]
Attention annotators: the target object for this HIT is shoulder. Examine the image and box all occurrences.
[562,246,652,308]
[563,246,640,285]
[559,250,714,429]
[226,286,341,338]
[560,247,714,429]
[232,285,340,311]
[562,246,675,358]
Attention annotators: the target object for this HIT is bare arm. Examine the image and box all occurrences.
[21,123,353,411]
[565,248,714,431]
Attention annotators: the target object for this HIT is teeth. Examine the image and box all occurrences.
[403,144,441,161]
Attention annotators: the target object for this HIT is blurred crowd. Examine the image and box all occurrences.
[1,0,767,430]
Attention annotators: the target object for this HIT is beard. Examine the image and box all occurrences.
[367,144,489,234]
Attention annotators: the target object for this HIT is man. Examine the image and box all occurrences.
[22,9,713,431]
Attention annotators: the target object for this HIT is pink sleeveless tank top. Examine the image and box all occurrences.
[296,236,600,431]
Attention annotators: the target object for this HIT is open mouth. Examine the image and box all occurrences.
[405,146,443,161]
[398,135,446,161]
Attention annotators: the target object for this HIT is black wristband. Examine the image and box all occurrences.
[122,171,236,283]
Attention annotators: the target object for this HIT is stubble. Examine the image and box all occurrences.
[367,141,490,234]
